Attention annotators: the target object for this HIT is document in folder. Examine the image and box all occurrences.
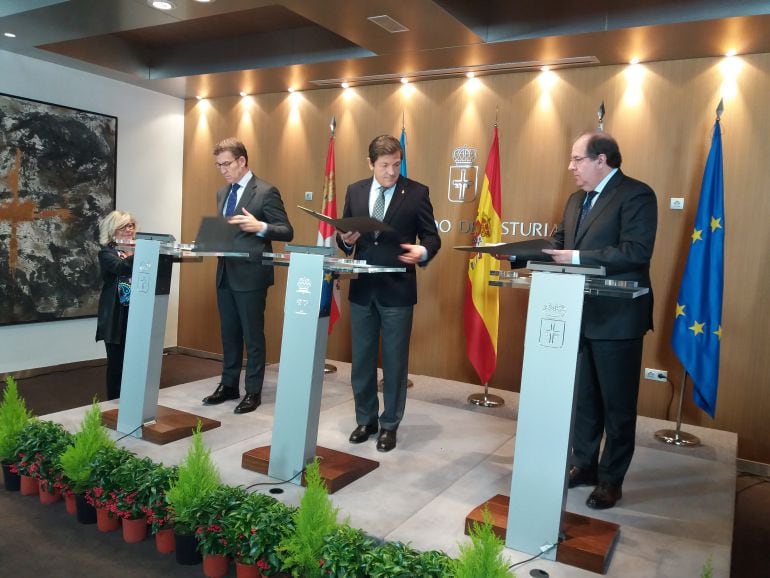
[454,242,518,255]
[298,205,394,233]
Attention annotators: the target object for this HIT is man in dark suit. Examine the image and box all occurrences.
[337,134,441,452]
[506,131,657,508]
[202,137,293,414]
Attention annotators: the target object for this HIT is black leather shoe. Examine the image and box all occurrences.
[202,384,240,405]
[376,429,397,452]
[568,465,599,488]
[349,424,379,444]
[233,393,261,414]
[586,481,622,509]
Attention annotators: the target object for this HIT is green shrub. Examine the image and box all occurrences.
[59,400,115,494]
[278,458,341,577]
[0,376,32,463]
[319,524,374,577]
[165,423,220,534]
[453,508,512,578]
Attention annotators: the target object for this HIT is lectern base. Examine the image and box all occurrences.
[465,494,620,575]
[102,405,221,444]
[241,445,379,494]
[654,428,701,447]
[468,393,505,407]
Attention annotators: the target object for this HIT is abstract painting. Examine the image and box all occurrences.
[0,93,117,325]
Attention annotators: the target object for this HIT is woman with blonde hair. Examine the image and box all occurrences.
[95,210,136,400]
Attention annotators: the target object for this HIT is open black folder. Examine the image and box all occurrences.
[454,239,553,258]
[298,205,394,233]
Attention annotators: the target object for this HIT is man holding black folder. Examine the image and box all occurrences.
[337,134,441,452]
[202,137,293,414]
[503,131,657,509]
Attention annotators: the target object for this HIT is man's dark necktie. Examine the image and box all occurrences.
[576,190,598,233]
[372,185,387,237]
[224,183,239,217]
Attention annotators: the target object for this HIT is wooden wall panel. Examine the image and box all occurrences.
[180,53,770,463]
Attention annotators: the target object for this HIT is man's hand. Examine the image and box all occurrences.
[338,230,360,246]
[398,243,424,264]
[228,207,266,233]
[542,248,574,264]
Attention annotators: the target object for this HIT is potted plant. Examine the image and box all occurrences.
[165,423,221,565]
[196,484,249,578]
[277,458,341,578]
[86,445,133,532]
[453,507,512,578]
[59,400,115,523]
[142,464,178,552]
[412,549,455,578]
[11,420,73,504]
[0,376,32,491]
[362,541,428,578]
[318,524,374,578]
[113,457,175,544]
[226,492,295,577]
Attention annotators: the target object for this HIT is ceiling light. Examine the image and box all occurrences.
[148,1,175,10]
[195,95,203,100]
[193,0,215,3]
[466,72,475,79]
[4,32,16,38]
[288,87,296,93]
[400,77,409,84]
[341,82,350,89]
[725,49,737,57]
[629,57,640,65]
[310,56,599,88]
[239,91,248,97]
[540,66,550,72]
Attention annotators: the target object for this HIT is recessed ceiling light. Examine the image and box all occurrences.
[540,66,550,72]
[400,77,409,84]
[4,32,16,38]
[288,87,296,93]
[466,72,475,79]
[194,0,215,3]
[195,95,204,100]
[341,82,350,89]
[629,57,640,65]
[239,91,248,97]
[725,49,737,57]
[148,0,175,10]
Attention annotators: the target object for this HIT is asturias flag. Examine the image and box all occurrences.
[671,119,725,418]
[317,133,341,335]
[463,126,502,384]
[400,126,408,177]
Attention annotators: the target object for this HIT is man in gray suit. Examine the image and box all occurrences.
[202,137,293,414]
[506,131,657,509]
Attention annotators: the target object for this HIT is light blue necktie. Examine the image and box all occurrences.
[224,183,239,217]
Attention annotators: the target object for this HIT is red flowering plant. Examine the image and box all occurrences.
[195,484,249,557]
[112,457,176,521]
[84,446,133,517]
[10,420,72,491]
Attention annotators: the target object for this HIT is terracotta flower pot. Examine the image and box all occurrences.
[122,515,148,543]
[1,462,21,491]
[236,561,264,578]
[19,474,39,496]
[96,506,120,532]
[64,493,77,515]
[155,528,175,553]
[38,481,61,505]
[203,554,230,578]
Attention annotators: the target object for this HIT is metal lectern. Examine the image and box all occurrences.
[465,262,649,574]
[241,244,404,493]
[102,234,248,444]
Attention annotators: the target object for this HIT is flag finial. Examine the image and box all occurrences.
[598,100,606,131]
[330,116,336,135]
[715,98,724,121]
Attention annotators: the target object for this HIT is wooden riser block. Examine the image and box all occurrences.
[102,405,221,445]
[465,494,620,575]
[241,445,379,494]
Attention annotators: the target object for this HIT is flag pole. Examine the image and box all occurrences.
[654,371,701,446]
[468,382,504,407]
[324,114,338,376]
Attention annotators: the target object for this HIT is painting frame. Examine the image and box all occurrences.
[0,92,117,326]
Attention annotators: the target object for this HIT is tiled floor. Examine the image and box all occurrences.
[42,361,737,577]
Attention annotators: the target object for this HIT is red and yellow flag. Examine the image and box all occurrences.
[463,126,502,384]
[317,133,341,334]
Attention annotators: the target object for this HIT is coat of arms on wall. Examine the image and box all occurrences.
[0,93,117,325]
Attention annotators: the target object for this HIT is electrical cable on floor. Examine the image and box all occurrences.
[244,466,306,490]
[114,424,143,442]
[508,543,557,570]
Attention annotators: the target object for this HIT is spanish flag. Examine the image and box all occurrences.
[463,126,502,384]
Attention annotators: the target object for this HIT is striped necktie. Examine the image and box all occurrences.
[224,183,239,217]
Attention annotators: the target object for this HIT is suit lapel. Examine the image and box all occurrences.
[575,170,623,244]
[236,176,258,214]
[383,176,408,224]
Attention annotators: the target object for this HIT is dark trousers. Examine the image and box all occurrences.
[571,336,644,485]
[104,307,129,401]
[349,299,414,431]
[216,272,267,395]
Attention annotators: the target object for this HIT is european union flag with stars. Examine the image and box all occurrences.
[672,119,725,418]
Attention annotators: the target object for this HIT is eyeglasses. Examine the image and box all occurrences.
[214,159,237,169]
[570,155,594,164]
[117,222,136,231]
